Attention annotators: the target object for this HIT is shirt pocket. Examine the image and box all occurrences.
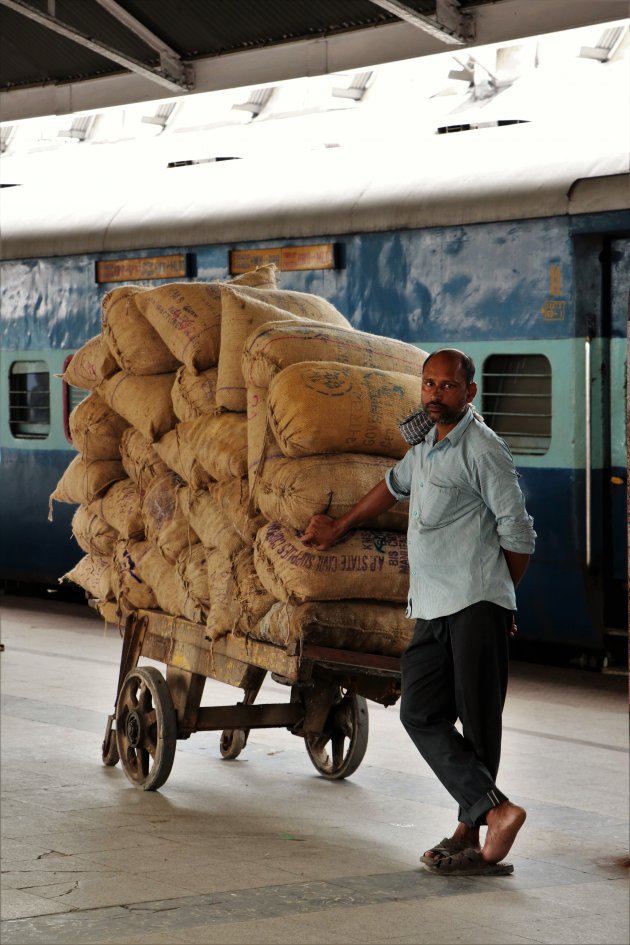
[419,480,460,527]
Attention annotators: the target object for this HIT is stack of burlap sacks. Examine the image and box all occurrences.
[54,265,426,658]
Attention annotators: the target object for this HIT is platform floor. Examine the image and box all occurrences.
[1,595,628,945]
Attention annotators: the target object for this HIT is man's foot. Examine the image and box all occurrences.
[482,801,526,863]
[422,823,480,864]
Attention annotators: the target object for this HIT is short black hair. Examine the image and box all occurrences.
[422,348,475,385]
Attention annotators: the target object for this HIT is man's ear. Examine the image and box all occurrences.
[467,382,478,404]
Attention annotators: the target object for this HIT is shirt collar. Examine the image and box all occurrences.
[428,405,474,448]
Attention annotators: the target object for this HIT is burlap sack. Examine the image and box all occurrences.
[234,547,275,633]
[179,413,248,481]
[206,549,239,638]
[244,324,426,490]
[133,266,278,374]
[138,545,199,621]
[253,600,414,656]
[101,285,180,375]
[235,285,351,325]
[71,504,118,557]
[212,478,265,545]
[92,479,144,539]
[179,480,264,554]
[61,335,118,390]
[68,392,129,461]
[177,543,210,619]
[254,522,409,604]
[246,385,286,499]
[120,428,169,495]
[141,471,197,563]
[268,362,419,460]
[61,554,113,600]
[179,486,241,555]
[154,425,213,492]
[98,371,177,442]
[50,455,124,511]
[229,265,278,288]
[256,454,408,532]
[242,320,427,391]
[206,547,273,640]
[171,366,219,421]
[111,539,159,610]
[216,285,351,411]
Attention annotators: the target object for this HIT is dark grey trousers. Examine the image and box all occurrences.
[399,600,511,827]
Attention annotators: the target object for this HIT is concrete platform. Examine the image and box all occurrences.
[1,594,628,945]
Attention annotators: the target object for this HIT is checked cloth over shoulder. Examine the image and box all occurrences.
[398,407,485,445]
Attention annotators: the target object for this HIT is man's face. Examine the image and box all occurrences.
[421,353,476,426]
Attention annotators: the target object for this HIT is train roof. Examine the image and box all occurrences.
[1,120,628,261]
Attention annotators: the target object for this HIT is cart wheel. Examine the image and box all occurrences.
[220,729,247,760]
[115,666,177,791]
[305,690,369,780]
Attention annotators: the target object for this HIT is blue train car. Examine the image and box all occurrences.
[1,121,627,661]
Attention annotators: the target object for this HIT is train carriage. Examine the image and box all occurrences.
[1,120,627,662]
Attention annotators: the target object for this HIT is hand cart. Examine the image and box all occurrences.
[95,602,403,791]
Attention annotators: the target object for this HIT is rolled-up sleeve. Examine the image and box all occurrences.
[385,448,415,501]
[476,448,536,554]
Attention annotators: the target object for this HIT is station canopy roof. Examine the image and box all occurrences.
[1,0,629,121]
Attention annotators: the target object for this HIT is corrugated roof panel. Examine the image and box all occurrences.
[0,0,159,88]
[123,0,395,57]
[0,7,114,86]
[0,0,485,90]
[0,0,625,118]
[34,0,158,58]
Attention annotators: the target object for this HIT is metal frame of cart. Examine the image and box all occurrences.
[97,602,403,791]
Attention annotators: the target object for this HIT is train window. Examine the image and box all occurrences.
[482,354,551,455]
[9,361,51,439]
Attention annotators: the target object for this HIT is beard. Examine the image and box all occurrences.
[423,402,468,425]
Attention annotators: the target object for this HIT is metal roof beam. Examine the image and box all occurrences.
[92,0,190,87]
[0,0,192,92]
[368,0,474,46]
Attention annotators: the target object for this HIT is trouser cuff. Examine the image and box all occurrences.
[467,787,509,827]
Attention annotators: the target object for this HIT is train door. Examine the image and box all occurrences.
[574,231,628,667]
[601,237,628,665]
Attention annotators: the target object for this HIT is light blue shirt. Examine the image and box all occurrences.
[386,407,536,620]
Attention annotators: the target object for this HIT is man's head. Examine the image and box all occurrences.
[421,348,477,427]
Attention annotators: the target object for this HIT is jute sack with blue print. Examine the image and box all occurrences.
[254,521,409,604]
[267,362,420,460]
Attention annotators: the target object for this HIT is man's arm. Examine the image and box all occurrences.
[503,548,530,637]
[301,479,396,551]
[475,448,536,562]
[502,549,530,588]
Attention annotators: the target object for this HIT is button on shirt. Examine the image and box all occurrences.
[385,407,536,620]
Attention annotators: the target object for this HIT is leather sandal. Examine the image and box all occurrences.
[425,847,514,876]
[420,836,475,865]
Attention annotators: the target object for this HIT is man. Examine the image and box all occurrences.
[301,348,536,876]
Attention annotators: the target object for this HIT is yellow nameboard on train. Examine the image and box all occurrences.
[229,243,337,274]
[95,254,192,283]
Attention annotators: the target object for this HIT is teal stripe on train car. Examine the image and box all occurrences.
[410,338,627,472]
[0,348,77,452]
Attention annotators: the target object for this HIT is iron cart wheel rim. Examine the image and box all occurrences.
[220,728,247,759]
[305,690,369,780]
[101,732,120,767]
[115,666,177,791]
